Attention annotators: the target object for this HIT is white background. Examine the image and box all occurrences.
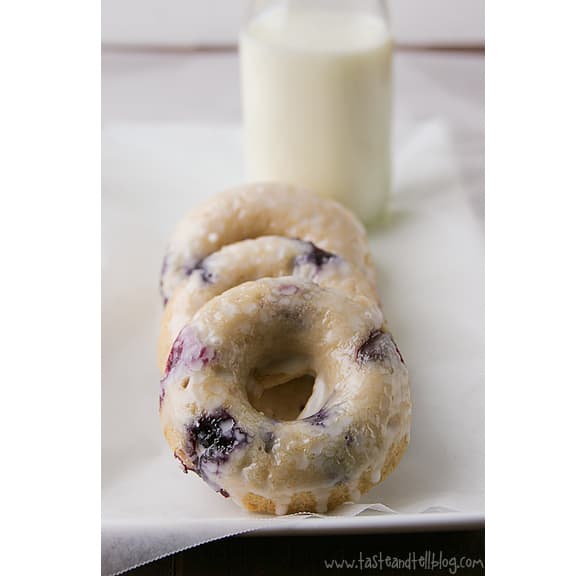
[102,0,485,46]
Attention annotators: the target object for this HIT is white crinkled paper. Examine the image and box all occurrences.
[101,120,484,575]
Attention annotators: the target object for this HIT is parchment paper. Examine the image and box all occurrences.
[102,120,484,575]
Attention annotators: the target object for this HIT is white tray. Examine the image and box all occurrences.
[102,122,484,575]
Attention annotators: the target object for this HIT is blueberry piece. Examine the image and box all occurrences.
[163,326,216,376]
[164,334,185,374]
[179,258,196,278]
[356,330,405,366]
[393,339,405,365]
[294,242,338,269]
[187,258,215,284]
[191,464,229,497]
[300,407,329,426]
[194,259,215,284]
[160,251,214,305]
[175,453,231,499]
[159,253,171,305]
[159,335,184,408]
[182,410,249,497]
[160,329,216,409]
[174,452,192,473]
[185,408,249,469]
[160,253,170,277]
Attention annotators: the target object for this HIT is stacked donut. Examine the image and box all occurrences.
[158,183,411,515]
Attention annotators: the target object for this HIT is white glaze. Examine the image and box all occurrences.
[160,278,411,515]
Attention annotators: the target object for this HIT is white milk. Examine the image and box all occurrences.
[241,6,393,223]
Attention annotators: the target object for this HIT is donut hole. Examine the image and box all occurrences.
[249,373,316,421]
[246,352,315,421]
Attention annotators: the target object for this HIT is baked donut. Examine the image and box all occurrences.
[159,182,376,303]
[158,235,380,370]
[160,277,411,515]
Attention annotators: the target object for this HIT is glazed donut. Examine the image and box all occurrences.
[159,182,376,303]
[160,277,411,515]
[158,235,380,370]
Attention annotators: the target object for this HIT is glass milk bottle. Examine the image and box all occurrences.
[241,0,393,224]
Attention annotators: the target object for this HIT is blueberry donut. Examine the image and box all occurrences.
[158,236,381,370]
[160,277,411,515]
[160,182,376,303]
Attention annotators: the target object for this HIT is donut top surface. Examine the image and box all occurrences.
[160,182,376,303]
[158,235,380,369]
[160,278,410,515]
